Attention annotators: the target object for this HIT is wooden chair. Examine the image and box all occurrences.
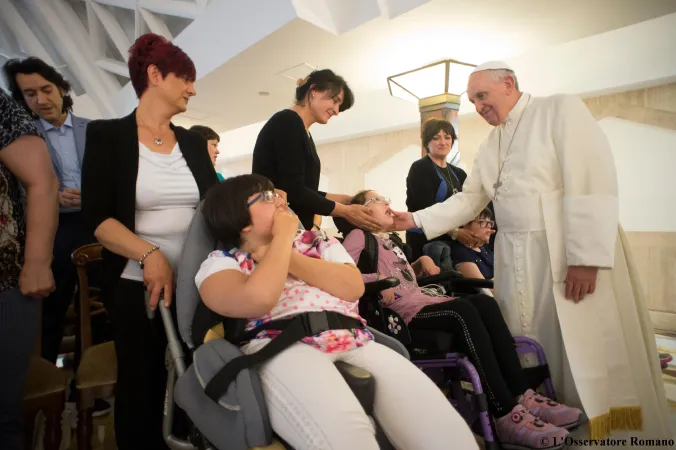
[71,243,117,450]
[22,308,68,450]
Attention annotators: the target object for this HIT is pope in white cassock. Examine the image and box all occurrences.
[393,61,672,445]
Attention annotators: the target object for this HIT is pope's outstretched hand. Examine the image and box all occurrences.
[390,211,416,231]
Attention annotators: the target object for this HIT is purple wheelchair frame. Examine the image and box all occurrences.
[414,336,556,450]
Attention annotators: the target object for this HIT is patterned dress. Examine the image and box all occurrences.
[195,230,373,353]
[0,91,43,292]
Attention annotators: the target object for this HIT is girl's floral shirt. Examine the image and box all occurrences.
[195,230,373,353]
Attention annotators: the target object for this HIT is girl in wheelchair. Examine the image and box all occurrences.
[342,190,585,450]
[195,175,478,450]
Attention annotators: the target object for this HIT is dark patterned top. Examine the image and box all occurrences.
[0,90,43,292]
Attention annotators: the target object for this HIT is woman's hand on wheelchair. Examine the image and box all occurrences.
[143,250,173,309]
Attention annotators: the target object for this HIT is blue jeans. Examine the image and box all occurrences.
[422,240,455,272]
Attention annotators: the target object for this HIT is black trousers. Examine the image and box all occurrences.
[409,294,529,417]
[104,279,169,450]
[0,287,40,450]
[41,211,97,363]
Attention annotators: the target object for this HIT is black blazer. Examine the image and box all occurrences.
[405,155,495,259]
[251,110,335,230]
[81,110,219,293]
[406,155,467,213]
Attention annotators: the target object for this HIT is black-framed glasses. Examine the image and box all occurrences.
[247,190,281,207]
[476,219,495,229]
[364,196,391,207]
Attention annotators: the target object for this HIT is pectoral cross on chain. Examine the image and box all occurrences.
[493,180,503,190]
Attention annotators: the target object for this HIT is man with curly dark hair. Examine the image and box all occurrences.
[3,57,102,390]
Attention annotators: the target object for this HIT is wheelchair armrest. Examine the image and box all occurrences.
[364,277,400,295]
[417,271,494,290]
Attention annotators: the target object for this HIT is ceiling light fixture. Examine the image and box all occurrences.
[387,58,476,109]
[387,59,476,159]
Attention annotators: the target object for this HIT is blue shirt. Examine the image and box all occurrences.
[40,114,81,212]
[41,114,80,190]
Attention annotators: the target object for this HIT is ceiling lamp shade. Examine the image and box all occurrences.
[387,59,476,106]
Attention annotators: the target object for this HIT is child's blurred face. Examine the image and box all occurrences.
[243,190,288,242]
[466,216,495,244]
[362,191,394,230]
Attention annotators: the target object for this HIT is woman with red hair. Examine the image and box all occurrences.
[81,33,218,449]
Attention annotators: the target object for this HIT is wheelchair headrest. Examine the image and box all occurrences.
[333,216,358,238]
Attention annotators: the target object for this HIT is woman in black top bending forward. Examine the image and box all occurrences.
[252,69,379,232]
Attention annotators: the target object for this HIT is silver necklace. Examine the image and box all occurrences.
[493,95,532,200]
[137,118,165,146]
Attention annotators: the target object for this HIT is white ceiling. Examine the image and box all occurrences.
[178,0,676,137]
[3,0,675,161]
[0,0,203,117]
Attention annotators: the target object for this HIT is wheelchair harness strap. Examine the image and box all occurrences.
[204,311,364,402]
[356,230,407,275]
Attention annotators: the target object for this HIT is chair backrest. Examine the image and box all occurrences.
[71,243,105,353]
[176,202,220,348]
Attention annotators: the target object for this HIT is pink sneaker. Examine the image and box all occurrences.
[495,405,568,450]
[518,389,586,430]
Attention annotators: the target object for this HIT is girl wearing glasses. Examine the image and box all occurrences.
[450,208,496,281]
[342,190,582,450]
[196,175,478,450]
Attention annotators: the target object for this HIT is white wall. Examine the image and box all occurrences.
[599,117,676,232]
[72,93,103,120]
[365,144,420,213]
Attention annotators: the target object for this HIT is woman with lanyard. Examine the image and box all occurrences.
[405,118,495,266]
[252,69,380,232]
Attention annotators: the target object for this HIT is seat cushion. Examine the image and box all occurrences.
[24,357,68,400]
[76,341,117,389]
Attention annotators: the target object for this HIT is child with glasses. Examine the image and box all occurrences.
[341,190,583,450]
[450,208,496,281]
[195,175,478,450]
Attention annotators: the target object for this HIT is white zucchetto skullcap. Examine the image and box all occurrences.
[471,60,513,74]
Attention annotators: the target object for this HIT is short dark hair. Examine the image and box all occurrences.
[421,118,458,152]
[2,57,74,117]
[295,69,354,113]
[128,33,196,98]
[190,125,220,142]
[202,174,274,250]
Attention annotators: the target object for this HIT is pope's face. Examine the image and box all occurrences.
[467,71,514,126]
